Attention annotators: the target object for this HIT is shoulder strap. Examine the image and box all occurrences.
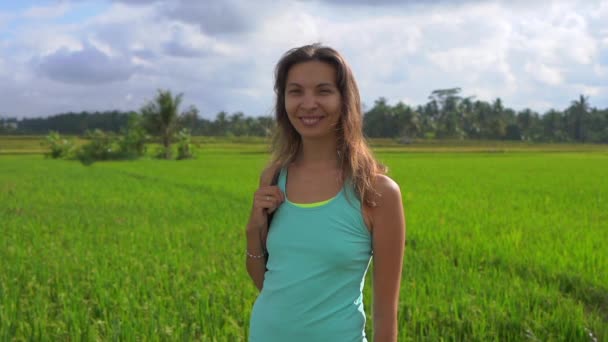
[267,167,284,227]
[275,167,287,192]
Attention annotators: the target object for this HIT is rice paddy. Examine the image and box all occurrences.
[0,137,606,341]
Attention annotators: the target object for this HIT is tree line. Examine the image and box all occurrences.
[2,88,607,143]
[41,90,195,164]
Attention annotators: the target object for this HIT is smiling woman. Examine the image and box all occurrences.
[245,43,406,341]
[284,61,342,137]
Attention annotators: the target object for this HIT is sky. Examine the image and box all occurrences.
[0,0,607,119]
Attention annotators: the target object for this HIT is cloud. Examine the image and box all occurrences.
[525,62,564,86]
[1,0,607,118]
[23,2,71,19]
[317,0,478,6]
[158,0,258,35]
[161,22,236,58]
[111,0,159,4]
[34,42,139,84]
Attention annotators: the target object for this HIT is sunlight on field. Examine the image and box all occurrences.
[0,141,607,340]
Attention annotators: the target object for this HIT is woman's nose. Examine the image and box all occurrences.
[301,92,318,110]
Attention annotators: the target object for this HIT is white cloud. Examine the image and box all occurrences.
[525,62,564,86]
[23,2,71,19]
[12,23,83,58]
[575,84,602,96]
[162,22,238,58]
[0,0,607,118]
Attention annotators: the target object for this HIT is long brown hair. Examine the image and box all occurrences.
[270,43,386,207]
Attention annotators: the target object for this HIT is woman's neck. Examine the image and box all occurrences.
[295,136,339,169]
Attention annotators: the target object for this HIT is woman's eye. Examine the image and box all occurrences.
[319,89,332,94]
[288,89,301,94]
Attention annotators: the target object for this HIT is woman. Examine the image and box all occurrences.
[246,43,406,341]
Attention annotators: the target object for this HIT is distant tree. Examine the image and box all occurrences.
[542,109,567,142]
[393,102,421,142]
[459,96,479,138]
[587,108,608,143]
[229,112,247,136]
[429,88,464,138]
[418,103,437,137]
[566,94,590,142]
[257,116,275,137]
[179,105,200,133]
[141,89,184,159]
[363,97,398,137]
[489,98,507,138]
[0,117,18,134]
[214,111,229,136]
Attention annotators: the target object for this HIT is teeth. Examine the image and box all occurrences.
[301,117,322,125]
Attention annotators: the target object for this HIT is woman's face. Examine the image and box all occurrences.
[284,61,342,141]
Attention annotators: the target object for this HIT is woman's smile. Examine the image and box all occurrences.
[299,115,326,126]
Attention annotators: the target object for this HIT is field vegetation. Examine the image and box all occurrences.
[0,136,606,341]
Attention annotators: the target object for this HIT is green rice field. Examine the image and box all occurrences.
[1,137,607,341]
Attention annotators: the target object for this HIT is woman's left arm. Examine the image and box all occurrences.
[370,175,406,342]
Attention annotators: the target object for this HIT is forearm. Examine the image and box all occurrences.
[245,230,267,291]
[373,316,398,342]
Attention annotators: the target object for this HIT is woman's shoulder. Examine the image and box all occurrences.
[361,174,402,233]
[372,173,402,207]
[371,173,401,214]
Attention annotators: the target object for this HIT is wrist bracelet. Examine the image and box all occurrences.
[246,250,267,259]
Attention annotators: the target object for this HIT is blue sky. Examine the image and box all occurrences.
[1,0,607,119]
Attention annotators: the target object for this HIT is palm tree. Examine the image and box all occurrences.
[394,102,421,142]
[489,98,507,138]
[429,88,466,139]
[569,94,589,142]
[141,89,183,159]
[517,109,534,141]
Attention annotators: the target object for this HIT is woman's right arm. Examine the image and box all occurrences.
[245,164,284,291]
[246,227,268,291]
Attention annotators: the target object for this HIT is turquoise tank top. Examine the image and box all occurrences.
[248,167,373,341]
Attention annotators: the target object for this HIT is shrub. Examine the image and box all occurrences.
[76,129,118,165]
[42,131,75,159]
[153,145,172,160]
[176,128,194,160]
[118,114,149,158]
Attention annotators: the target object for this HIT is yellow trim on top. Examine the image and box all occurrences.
[289,198,333,208]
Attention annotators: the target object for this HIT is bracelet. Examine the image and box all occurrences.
[246,250,267,259]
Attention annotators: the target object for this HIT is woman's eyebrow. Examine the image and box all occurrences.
[286,82,335,88]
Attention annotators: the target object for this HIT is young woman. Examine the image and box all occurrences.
[245,44,406,341]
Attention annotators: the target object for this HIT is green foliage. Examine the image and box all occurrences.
[42,131,75,159]
[1,150,607,340]
[176,128,193,160]
[6,90,608,144]
[73,114,151,165]
[10,111,133,135]
[153,145,172,160]
[141,89,184,159]
[117,113,149,158]
[76,129,118,165]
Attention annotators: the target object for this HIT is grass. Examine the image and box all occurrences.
[0,136,607,340]
[3,134,608,155]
